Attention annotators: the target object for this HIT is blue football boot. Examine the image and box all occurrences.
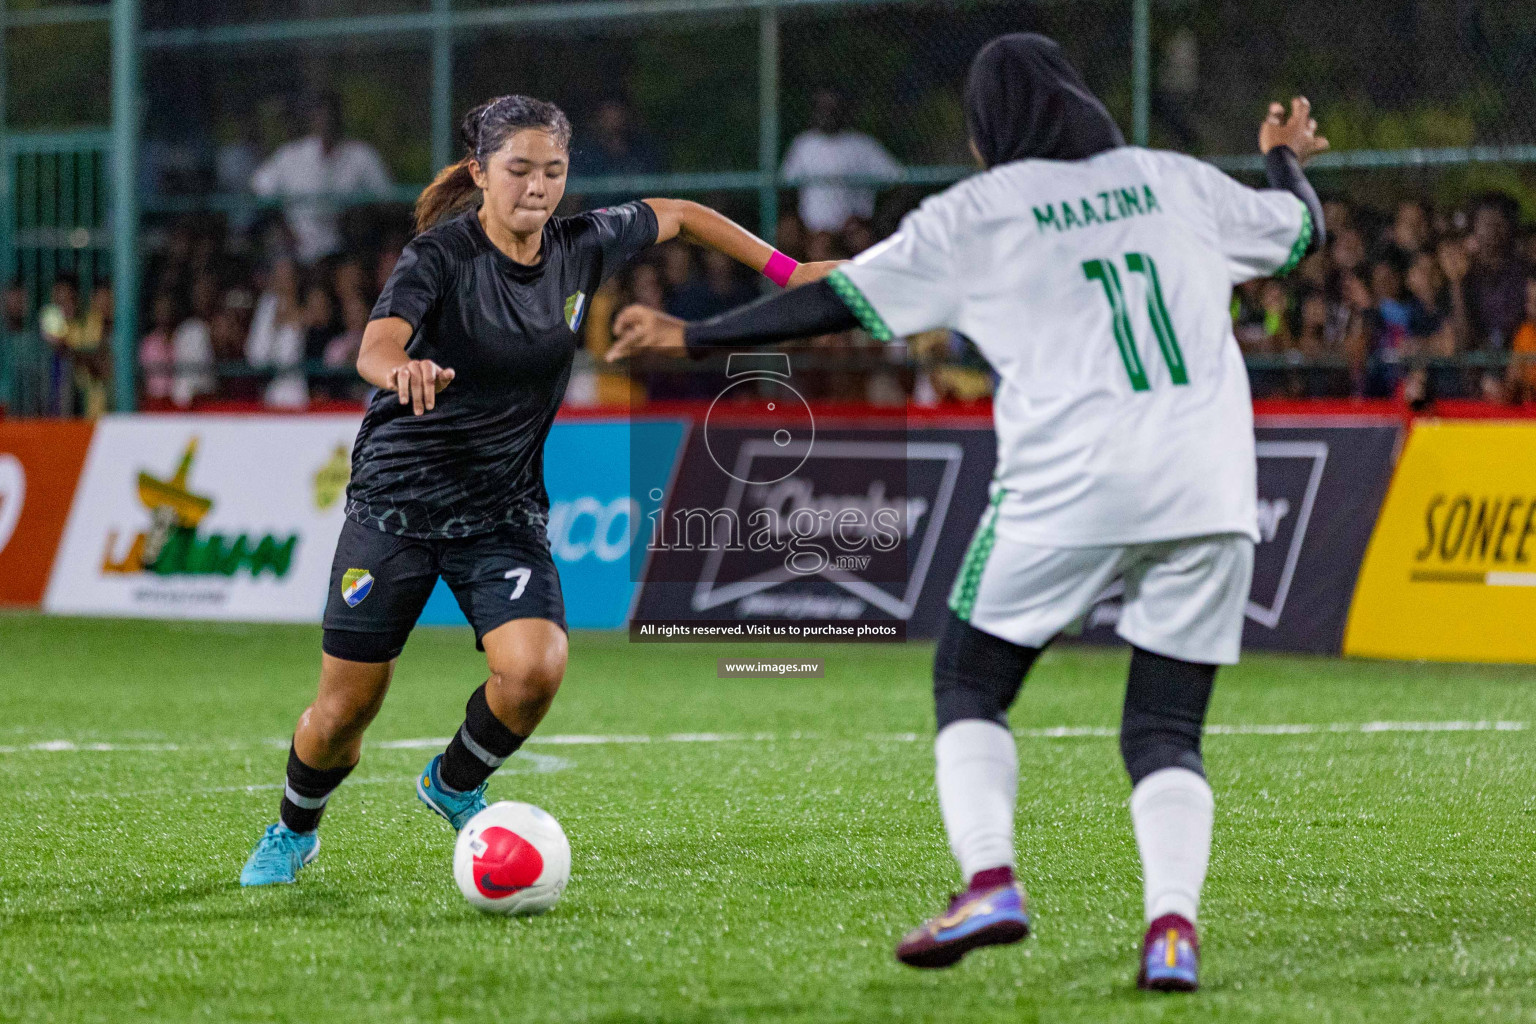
[415,753,488,831]
[895,879,1031,968]
[1137,913,1200,991]
[240,822,319,886]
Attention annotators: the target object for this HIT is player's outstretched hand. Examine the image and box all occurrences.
[389,359,455,415]
[787,260,844,287]
[608,304,688,363]
[1259,96,1329,165]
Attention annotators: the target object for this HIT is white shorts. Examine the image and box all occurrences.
[949,495,1254,665]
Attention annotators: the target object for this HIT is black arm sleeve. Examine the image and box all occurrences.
[683,279,860,354]
[1264,145,1327,255]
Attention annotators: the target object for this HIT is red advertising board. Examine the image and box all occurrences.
[0,420,95,606]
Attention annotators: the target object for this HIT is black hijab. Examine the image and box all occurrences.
[964,33,1125,168]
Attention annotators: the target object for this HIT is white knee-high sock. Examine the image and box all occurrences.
[1130,766,1214,924]
[935,719,1018,883]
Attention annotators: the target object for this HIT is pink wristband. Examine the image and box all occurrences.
[763,250,799,288]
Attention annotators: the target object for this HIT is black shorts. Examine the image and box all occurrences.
[321,517,565,663]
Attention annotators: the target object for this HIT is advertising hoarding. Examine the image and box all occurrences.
[1346,421,1536,663]
[45,415,360,622]
[0,420,95,607]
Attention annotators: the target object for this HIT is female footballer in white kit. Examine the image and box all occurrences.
[609,34,1328,991]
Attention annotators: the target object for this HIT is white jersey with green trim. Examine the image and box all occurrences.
[830,146,1310,547]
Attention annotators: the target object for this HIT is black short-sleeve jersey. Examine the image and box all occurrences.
[346,200,658,539]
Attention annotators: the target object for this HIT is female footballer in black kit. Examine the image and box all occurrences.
[242,95,836,884]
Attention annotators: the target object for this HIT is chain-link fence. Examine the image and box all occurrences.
[1169,1,1536,159]
[3,0,1535,413]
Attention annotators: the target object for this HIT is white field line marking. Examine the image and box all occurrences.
[59,753,573,800]
[0,721,1523,756]
[0,740,185,753]
[211,750,574,788]
[1214,720,1527,735]
[525,734,650,745]
[871,721,1528,742]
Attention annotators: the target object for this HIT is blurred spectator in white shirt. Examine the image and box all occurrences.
[780,89,901,233]
[251,93,392,265]
[171,272,219,408]
[245,259,307,408]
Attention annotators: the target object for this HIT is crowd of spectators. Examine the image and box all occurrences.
[9,275,116,418]
[6,88,1536,416]
[1234,191,1536,405]
[589,185,1536,408]
[135,238,390,410]
[132,91,398,411]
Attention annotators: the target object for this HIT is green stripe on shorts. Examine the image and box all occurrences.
[948,488,1007,622]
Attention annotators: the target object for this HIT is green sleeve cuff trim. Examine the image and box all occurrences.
[1276,203,1313,278]
[828,269,895,342]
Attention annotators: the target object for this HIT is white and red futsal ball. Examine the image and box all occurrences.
[453,801,570,915]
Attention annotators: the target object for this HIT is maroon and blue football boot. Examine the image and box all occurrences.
[1136,913,1200,991]
[895,869,1031,969]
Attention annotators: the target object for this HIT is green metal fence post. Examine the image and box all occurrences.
[1,4,11,289]
[431,0,453,173]
[1131,0,1150,146]
[0,4,9,412]
[111,0,139,412]
[757,1,779,243]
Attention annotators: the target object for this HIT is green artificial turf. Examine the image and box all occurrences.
[3,612,1536,1023]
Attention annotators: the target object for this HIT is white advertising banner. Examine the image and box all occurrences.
[45,414,363,622]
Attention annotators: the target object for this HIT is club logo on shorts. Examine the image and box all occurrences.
[341,568,374,607]
[564,291,587,331]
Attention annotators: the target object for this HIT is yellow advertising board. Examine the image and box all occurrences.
[1345,421,1536,662]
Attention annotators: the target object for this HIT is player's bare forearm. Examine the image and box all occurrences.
[356,318,415,389]
[357,316,455,415]
[642,198,841,286]
[645,198,772,272]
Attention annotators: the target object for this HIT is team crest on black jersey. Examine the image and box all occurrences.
[564,291,587,331]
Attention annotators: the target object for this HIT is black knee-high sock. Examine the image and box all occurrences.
[1120,647,1217,785]
[439,683,526,793]
[279,745,355,834]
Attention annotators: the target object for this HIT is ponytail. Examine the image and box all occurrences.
[415,158,479,233]
[413,94,573,234]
